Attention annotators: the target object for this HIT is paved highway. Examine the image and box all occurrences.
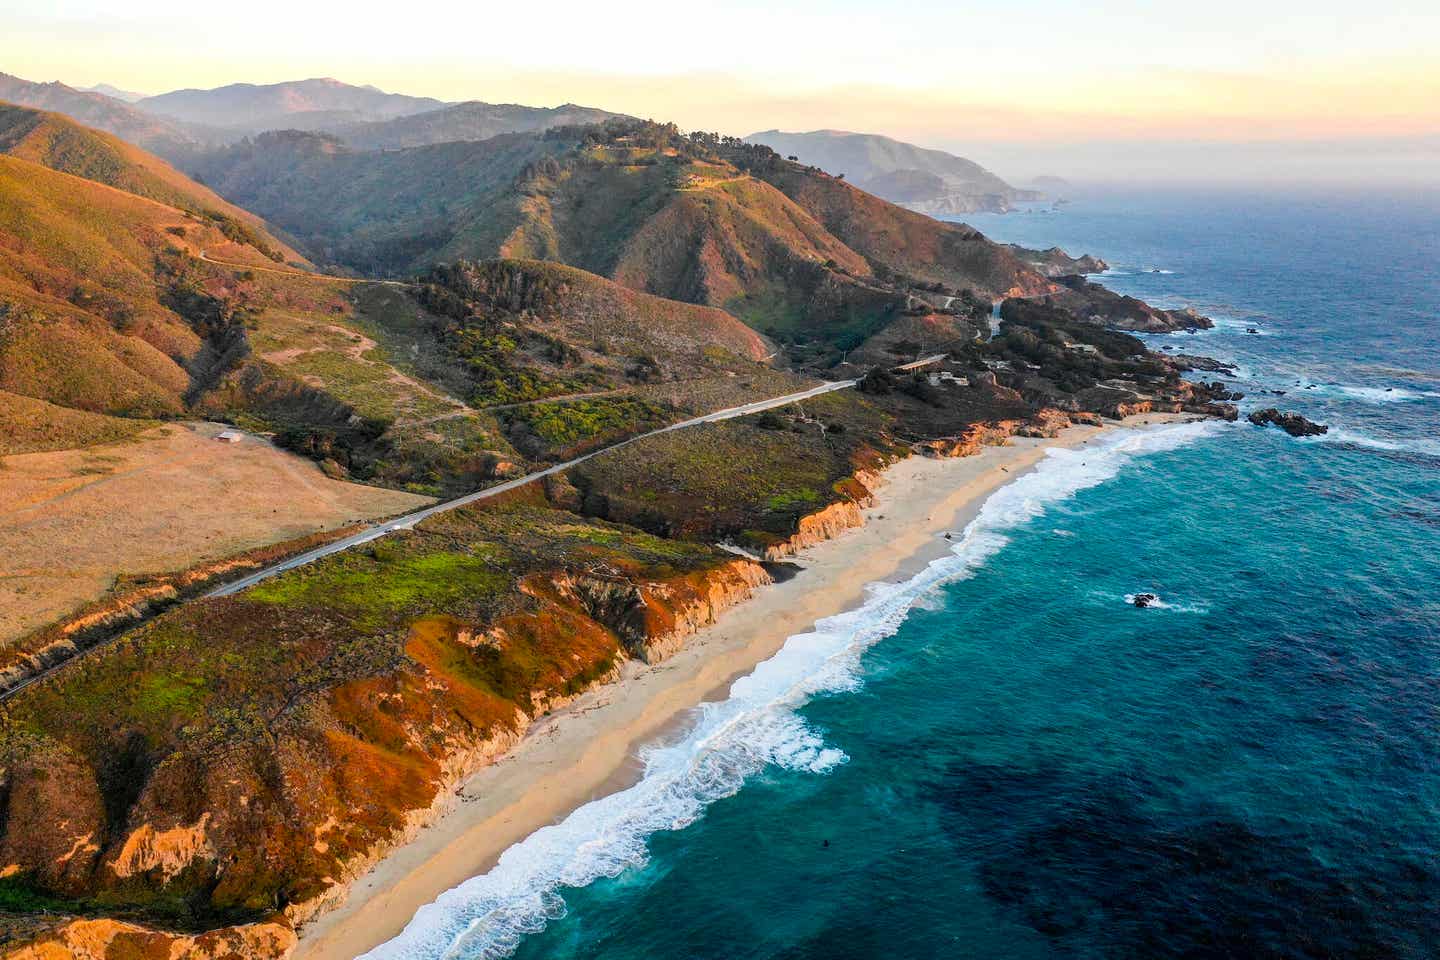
[0,379,857,704]
[206,378,858,597]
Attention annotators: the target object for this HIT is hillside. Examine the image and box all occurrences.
[194,121,1109,360]
[137,78,448,133]
[0,72,204,161]
[0,109,797,471]
[745,128,1038,213]
[189,129,560,274]
[328,100,623,150]
[0,154,301,428]
[0,102,301,264]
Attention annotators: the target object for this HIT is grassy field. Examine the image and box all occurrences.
[0,421,430,647]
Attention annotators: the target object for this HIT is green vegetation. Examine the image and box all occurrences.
[249,548,511,626]
[566,393,898,544]
[509,396,670,448]
[0,874,83,914]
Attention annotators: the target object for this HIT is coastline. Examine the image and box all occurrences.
[295,412,1196,960]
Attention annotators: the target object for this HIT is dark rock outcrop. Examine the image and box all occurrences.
[1170,354,1236,374]
[1247,408,1328,437]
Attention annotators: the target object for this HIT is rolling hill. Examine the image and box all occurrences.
[0,111,791,474]
[745,128,1039,214]
[0,154,279,425]
[193,121,1078,355]
[0,101,302,263]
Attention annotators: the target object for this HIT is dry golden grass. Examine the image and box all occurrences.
[0,421,431,646]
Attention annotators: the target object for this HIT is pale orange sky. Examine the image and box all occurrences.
[7,0,1440,181]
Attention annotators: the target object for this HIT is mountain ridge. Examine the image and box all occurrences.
[190,121,1085,363]
[137,78,450,133]
[0,71,206,160]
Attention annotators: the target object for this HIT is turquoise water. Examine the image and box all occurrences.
[367,188,1440,959]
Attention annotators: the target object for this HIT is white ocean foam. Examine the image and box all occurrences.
[1273,376,1440,404]
[360,419,1225,960]
[1320,429,1440,457]
[1331,384,1440,403]
[1101,266,1175,277]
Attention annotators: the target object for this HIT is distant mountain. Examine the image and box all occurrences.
[137,77,449,133]
[1028,175,1071,191]
[0,71,204,160]
[744,129,1039,214]
[82,82,148,103]
[328,100,624,150]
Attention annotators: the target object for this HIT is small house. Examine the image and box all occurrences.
[216,430,244,444]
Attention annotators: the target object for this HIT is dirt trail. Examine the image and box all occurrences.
[196,249,405,286]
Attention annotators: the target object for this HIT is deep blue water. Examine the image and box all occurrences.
[367,187,1440,960]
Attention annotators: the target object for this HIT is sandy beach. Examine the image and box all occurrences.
[296,413,1193,960]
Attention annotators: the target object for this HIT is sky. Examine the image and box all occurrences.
[5,0,1440,183]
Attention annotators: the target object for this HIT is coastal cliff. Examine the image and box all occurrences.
[0,527,372,697]
[1,232,1236,956]
[1,918,295,960]
[0,511,772,959]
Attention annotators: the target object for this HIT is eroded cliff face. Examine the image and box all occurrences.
[0,918,296,960]
[761,470,881,561]
[0,550,771,960]
[531,558,771,664]
[908,409,1083,460]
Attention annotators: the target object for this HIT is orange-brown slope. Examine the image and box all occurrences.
[751,161,1057,298]
[426,258,774,366]
[0,101,306,266]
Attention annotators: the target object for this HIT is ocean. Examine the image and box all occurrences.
[365,185,1440,959]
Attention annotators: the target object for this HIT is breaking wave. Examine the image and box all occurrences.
[360,420,1225,960]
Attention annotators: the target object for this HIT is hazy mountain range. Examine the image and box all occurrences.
[0,73,623,160]
[135,77,450,133]
[81,82,148,103]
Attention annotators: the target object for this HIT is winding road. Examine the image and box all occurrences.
[206,378,857,597]
[0,379,858,705]
[2,238,928,701]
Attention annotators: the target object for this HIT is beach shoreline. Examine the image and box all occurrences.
[295,412,1197,960]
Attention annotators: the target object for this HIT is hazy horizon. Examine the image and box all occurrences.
[7,0,1440,186]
